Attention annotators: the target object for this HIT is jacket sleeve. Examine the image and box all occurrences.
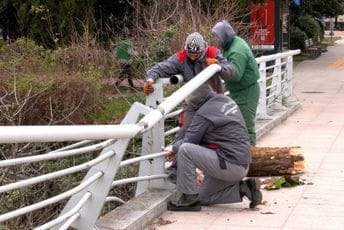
[227,51,247,82]
[145,55,182,82]
[215,50,234,81]
[172,115,211,153]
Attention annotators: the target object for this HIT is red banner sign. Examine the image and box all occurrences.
[250,0,275,50]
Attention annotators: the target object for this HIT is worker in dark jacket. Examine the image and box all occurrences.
[167,83,262,211]
[143,32,233,95]
[144,32,235,182]
[144,32,233,130]
[212,20,260,145]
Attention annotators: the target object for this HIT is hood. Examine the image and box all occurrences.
[212,20,236,50]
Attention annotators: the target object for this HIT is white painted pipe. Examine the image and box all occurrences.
[256,49,300,64]
[0,124,143,143]
[159,64,221,116]
[169,74,184,84]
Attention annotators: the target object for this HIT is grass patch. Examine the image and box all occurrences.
[322,36,341,46]
[86,95,145,123]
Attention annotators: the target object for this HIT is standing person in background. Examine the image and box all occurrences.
[114,33,138,88]
[212,20,260,146]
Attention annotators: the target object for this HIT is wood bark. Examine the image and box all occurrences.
[247,146,305,177]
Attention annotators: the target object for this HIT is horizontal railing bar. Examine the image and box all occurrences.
[111,174,167,187]
[105,196,125,204]
[51,140,95,153]
[264,65,278,71]
[0,139,116,167]
[0,150,115,193]
[119,151,169,168]
[256,50,300,63]
[35,192,91,230]
[266,94,276,100]
[0,171,103,222]
[59,213,80,230]
[0,124,143,143]
[266,84,277,90]
[165,109,182,119]
[139,65,221,131]
[164,127,180,136]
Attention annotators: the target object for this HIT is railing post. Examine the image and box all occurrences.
[256,61,272,119]
[136,82,170,196]
[53,103,151,230]
[271,58,286,110]
[283,55,296,106]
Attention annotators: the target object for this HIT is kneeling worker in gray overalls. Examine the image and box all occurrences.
[168,83,262,211]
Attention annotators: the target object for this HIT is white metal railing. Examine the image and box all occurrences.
[0,50,300,229]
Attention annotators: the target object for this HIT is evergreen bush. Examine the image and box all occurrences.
[290,26,307,51]
[295,14,321,40]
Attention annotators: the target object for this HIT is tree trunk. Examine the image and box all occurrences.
[247,146,305,177]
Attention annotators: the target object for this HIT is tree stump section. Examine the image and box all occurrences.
[248,146,305,177]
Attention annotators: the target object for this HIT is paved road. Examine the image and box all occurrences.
[147,34,344,230]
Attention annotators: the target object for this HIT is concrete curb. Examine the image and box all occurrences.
[96,102,301,230]
[96,189,176,230]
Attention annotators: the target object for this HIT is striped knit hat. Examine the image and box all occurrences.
[185,32,206,54]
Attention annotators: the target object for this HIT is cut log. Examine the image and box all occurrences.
[247,146,305,177]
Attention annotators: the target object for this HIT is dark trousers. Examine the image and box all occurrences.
[115,63,134,87]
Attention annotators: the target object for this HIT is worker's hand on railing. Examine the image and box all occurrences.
[206,58,219,65]
[162,145,176,160]
[143,79,154,95]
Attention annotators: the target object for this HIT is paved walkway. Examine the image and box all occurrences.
[146,35,344,230]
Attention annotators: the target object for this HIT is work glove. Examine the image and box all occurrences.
[206,58,219,65]
[143,79,154,95]
[162,146,176,161]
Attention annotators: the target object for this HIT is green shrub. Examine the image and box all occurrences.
[296,14,321,39]
[290,26,307,50]
[148,26,180,63]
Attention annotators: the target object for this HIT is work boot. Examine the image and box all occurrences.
[240,178,263,208]
[167,193,201,211]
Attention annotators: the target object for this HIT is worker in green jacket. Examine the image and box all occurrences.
[114,39,138,87]
[212,20,260,145]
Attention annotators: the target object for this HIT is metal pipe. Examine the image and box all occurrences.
[58,213,80,230]
[169,74,184,84]
[165,109,182,119]
[0,151,113,193]
[35,192,91,230]
[111,174,167,187]
[0,139,116,167]
[164,127,180,136]
[119,151,169,167]
[0,172,102,222]
[159,64,221,115]
[0,124,143,143]
[256,50,300,63]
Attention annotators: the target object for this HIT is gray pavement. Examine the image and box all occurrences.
[145,33,344,230]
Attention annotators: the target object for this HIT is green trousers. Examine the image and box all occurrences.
[230,82,260,145]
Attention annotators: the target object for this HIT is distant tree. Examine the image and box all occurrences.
[94,0,134,46]
[0,0,21,40]
[11,0,95,48]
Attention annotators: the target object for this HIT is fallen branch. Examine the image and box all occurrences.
[248,146,305,177]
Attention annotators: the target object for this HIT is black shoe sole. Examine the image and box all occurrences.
[247,178,263,208]
[167,201,201,211]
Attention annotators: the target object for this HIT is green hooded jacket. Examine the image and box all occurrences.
[212,21,260,92]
